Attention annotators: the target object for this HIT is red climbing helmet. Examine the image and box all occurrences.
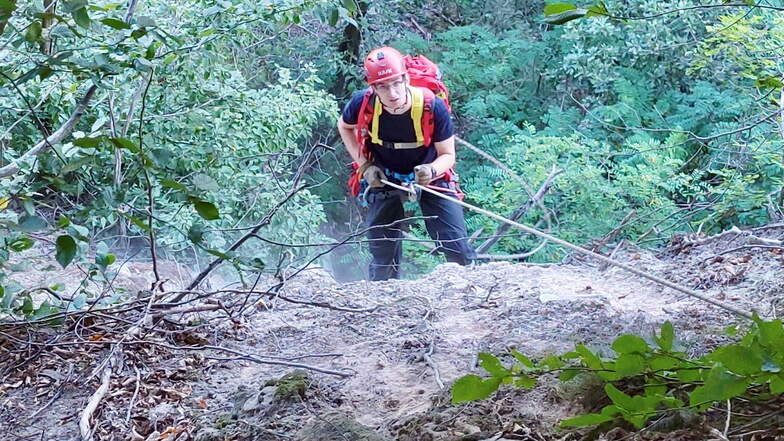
[364,47,406,84]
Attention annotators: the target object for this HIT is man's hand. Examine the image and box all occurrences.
[360,163,386,188]
[414,164,437,185]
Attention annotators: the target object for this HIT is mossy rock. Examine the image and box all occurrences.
[264,369,310,401]
[297,411,392,441]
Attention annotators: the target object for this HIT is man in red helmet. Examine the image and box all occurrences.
[337,46,476,281]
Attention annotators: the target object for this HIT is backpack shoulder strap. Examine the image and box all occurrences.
[409,86,425,146]
[419,87,436,147]
[355,88,375,156]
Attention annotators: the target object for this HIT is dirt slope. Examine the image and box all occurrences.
[2,228,782,441]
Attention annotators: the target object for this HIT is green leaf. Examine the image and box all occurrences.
[451,375,503,403]
[38,65,54,80]
[192,199,220,220]
[191,173,219,192]
[55,235,77,268]
[328,7,339,26]
[188,223,204,244]
[61,156,94,173]
[109,137,140,153]
[57,216,71,228]
[95,253,115,269]
[72,6,90,29]
[754,317,784,353]
[479,353,510,377]
[1,286,13,310]
[710,345,763,376]
[676,367,703,383]
[68,224,89,240]
[612,335,649,354]
[586,1,609,17]
[615,353,645,377]
[543,2,576,15]
[689,366,749,407]
[604,384,634,410]
[559,369,579,381]
[8,237,34,252]
[71,293,86,309]
[655,321,675,351]
[136,16,156,27]
[514,375,537,389]
[560,412,613,427]
[575,344,603,369]
[511,350,535,368]
[725,325,738,337]
[100,18,130,29]
[25,21,42,42]
[206,248,232,259]
[0,0,18,23]
[73,136,102,148]
[160,179,187,191]
[16,215,48,232]
[754,77,782,89]
[649,355,679,371]
[540,354,563,370]
[30,301,60,320]
[134,57,153,72]
[341,0,356,13]
[770,374,784,394]
[544,8,587,25]
[126,215,151,233]
[21,295,34,315]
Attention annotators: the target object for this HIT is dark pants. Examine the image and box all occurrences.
[365,182,476,281]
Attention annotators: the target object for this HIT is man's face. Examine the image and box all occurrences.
[372,74,408,108]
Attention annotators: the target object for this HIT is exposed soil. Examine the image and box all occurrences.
[1,225,783,441]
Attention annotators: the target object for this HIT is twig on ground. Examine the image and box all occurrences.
[79,360,113,441]
[423,339,444,390]
[125,364,141,426]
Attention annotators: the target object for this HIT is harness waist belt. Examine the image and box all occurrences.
[380,141,423,150]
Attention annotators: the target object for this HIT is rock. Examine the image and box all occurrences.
[297,411,392,441]
[241,386,276,412]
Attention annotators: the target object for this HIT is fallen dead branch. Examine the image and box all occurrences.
[79,359,113,441]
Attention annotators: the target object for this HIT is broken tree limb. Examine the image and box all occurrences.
[79,359,113,441]
[0,85,98,179]
[475,166,563,254]
[680,225,783,248]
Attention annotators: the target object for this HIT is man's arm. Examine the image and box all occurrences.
[431,135,456,175]
[337,116,368,167]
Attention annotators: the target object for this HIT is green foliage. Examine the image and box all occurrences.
[452,318,784,431]
[1,0,343,308]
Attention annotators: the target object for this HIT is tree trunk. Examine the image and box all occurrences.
[39,0,57,56]
[331,1,367,98]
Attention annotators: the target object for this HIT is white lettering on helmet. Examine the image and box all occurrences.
[377,68,393,76]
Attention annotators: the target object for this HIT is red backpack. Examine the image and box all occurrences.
[348,55,454,197]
